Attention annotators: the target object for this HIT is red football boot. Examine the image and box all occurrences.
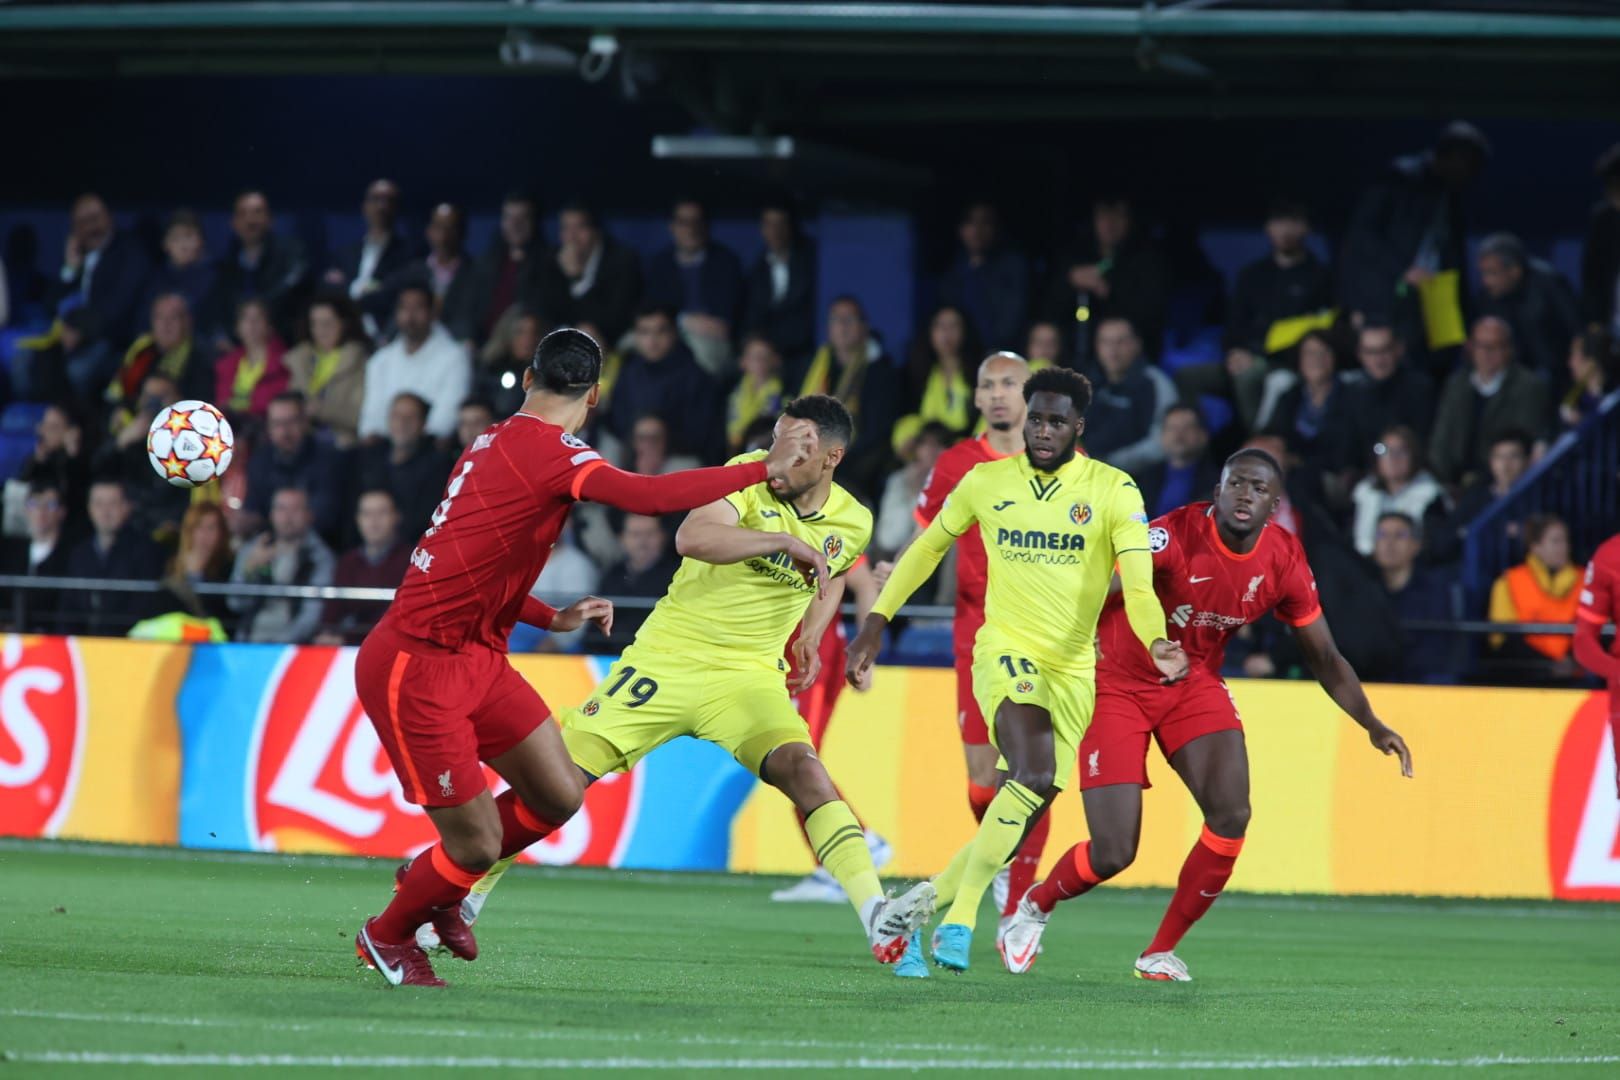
[355,918,447,987]
[393,862,479,961]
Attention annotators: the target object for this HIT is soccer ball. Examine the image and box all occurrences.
[146,400,235,488]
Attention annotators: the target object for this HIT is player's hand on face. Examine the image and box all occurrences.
[764,419,818,490]
[1369,723,1413,778]
[1150,638,1190,685]
[554,595,614,636]
[781,535,829,598]
[788,635,821,694]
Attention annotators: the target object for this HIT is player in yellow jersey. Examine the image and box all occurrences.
[847,367,1189,976]
[426,395,936,966]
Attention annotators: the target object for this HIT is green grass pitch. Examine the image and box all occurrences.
[0,841,1617,1076]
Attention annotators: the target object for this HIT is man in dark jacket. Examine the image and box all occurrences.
[595,513,681,651]
[1344,323,1437,439]
[1079,316,1176,475]
[743,200,816,364]
[1582,142,1620,335]
[937,202,1029,352]
[1339,122,1488,364]
[324,179,418,334]
[0,478,75,632]
[354,391,454,544]
[1135,405,1221,519]
[1044,195,1171,367]
[242,392,344,544]
[384,202,479,343]
[643,198,744,374]
[57,477,165,636]
[1428,316,1550,486]
[49,193,151,351]
[539,203,642,346]
[604,306,723,462]
[1373,512,1464,684]
[466,192,545,344]
[1474,232,1581,391]
[202,190,311,346]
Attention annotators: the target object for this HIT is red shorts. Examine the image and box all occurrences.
[1078,677,1243,791]
[354,621,554,808]
[954,603,989,745]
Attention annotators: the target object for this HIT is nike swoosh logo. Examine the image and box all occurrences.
[1199,890,1222,898]
[362,932,405,984]
[1010,939,1038,969]
[992,500,1015,511]
[996,817,1020,826]
[1189,575,1213,583]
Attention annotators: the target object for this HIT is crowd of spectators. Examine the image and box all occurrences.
[1,122,1616,684]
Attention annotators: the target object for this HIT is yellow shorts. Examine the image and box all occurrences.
[561,647,811,778]
[972,640,1095,790]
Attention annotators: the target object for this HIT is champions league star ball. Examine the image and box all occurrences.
[146,400,235,488]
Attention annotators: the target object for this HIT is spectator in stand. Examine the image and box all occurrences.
[625,414,697,476]
[1345,322,1437,440]
[357,282,471,442]
[229,486,336,644]
[1024,320,1062,370]
[480,308,542,417]
[107,293,210,423]
[1339,122,1488,364]
[468,191,544,345]
[11,305,110,408]
[743,199,816,363]
[49,193,151,351]
[1488,513,1581,680]
[284,294,369,448]
[1560,327,1618,430]
[1081,316,1176,475]
[1349,425,1450,557]
[901,305,980,439]
[874,420,952,557]
[388,202,477,343]
[797,295,900,492]
[203,190,310,347]
[1582,143,1620,336]
[215,298,291,424]
[456,397,497,454]
[1044,194,1171,367]
[1263,330,1371,503]
[938,202,1029,352]
[94,371,190,539]
[157,502,234,626]
[1433,430,1531,564]
[1372,512,1461,684]
[1177,200,1334,432]
[595,513,681,650]
[0,478,73,632]
[1136,404,1220,519]
[58,477,165,636]
[526,524,599,652]
[644,198,744,377]
[15,403,88,534]
[1474,232,1581,390]
[143,210,215,325]
[603,305,722,462]
[1429,316,1550,486]
[241,392,342,542]
[539,202,642,346]
[316,488,411,645]
[727,334,785,454]
[324,179,415,334]
[356,392,453,543]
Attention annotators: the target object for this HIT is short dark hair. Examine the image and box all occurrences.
[356,487,398,510]
[166,208,202,233]
[1377,511,1420,541]
[1164,403,1205,429]
[558,200,599,229]
[1524,512,1566,548]
[390,391,430,419]
[1490,429,1533,456]
[1224,446,1284,482]
[1477,232,1526,269]
[917,420,956,447]
[27,476,66,501]
[459,396,496,415]
[270,484,310,506]
[634,303,678,327]
[1266,198,1309,223]
[395,281,434,308]
[1023,367,1093,417]
[268,390,306,412]
[503,190,539,211]
[530,327,603,398]
[783,394,854,448]
[826,294,866,320]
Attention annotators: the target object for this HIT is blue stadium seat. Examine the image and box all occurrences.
[1198,393,1234,436]
[0,401,46,436]
[888,620,954,667]
[0,431,35,480]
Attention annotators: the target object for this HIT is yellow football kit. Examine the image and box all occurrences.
[562,451,872,779]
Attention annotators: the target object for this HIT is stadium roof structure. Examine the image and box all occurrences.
[2,1,1619,124]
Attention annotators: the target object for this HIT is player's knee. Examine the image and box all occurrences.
[1009,764,1055,794]
[1206,802,1251,839]
[528,778,585,825]
[767,744,836,809]
[1088,834,1138,879]
[444,828,502,874]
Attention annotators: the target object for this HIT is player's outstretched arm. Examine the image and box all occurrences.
[576,422,816,516]
[1295,615,1414,777]
[1116,547,1187,684]
[675,499,828,595]
[847,517,957,689]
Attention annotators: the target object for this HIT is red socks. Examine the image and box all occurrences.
[1002,808,1052,915]
[967,782,996,823]
[1145,825,1244,955]
[371,844,481,944]
[1029,841,1103,913]
[495,789,561,859]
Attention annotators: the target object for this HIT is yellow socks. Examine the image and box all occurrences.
[805,800,882,916]
[941,780,1045,930]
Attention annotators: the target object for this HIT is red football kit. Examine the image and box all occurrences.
[1081,502,1322,790]
[915,434,1011,745]
[1574,534,1620,795]
[355,412,768,808]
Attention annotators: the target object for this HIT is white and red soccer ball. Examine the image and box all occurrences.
[146,400,235,488]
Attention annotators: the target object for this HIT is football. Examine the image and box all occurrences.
[146,399,235,488]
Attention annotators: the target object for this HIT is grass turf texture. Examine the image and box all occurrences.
[0,842,1616,1076]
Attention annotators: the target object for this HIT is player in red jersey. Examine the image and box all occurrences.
[773,558,890,902]
[1574,532,1620,797]
[1000,448,1414,981]
[352,328,818,987]
[884,352,1043,927]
